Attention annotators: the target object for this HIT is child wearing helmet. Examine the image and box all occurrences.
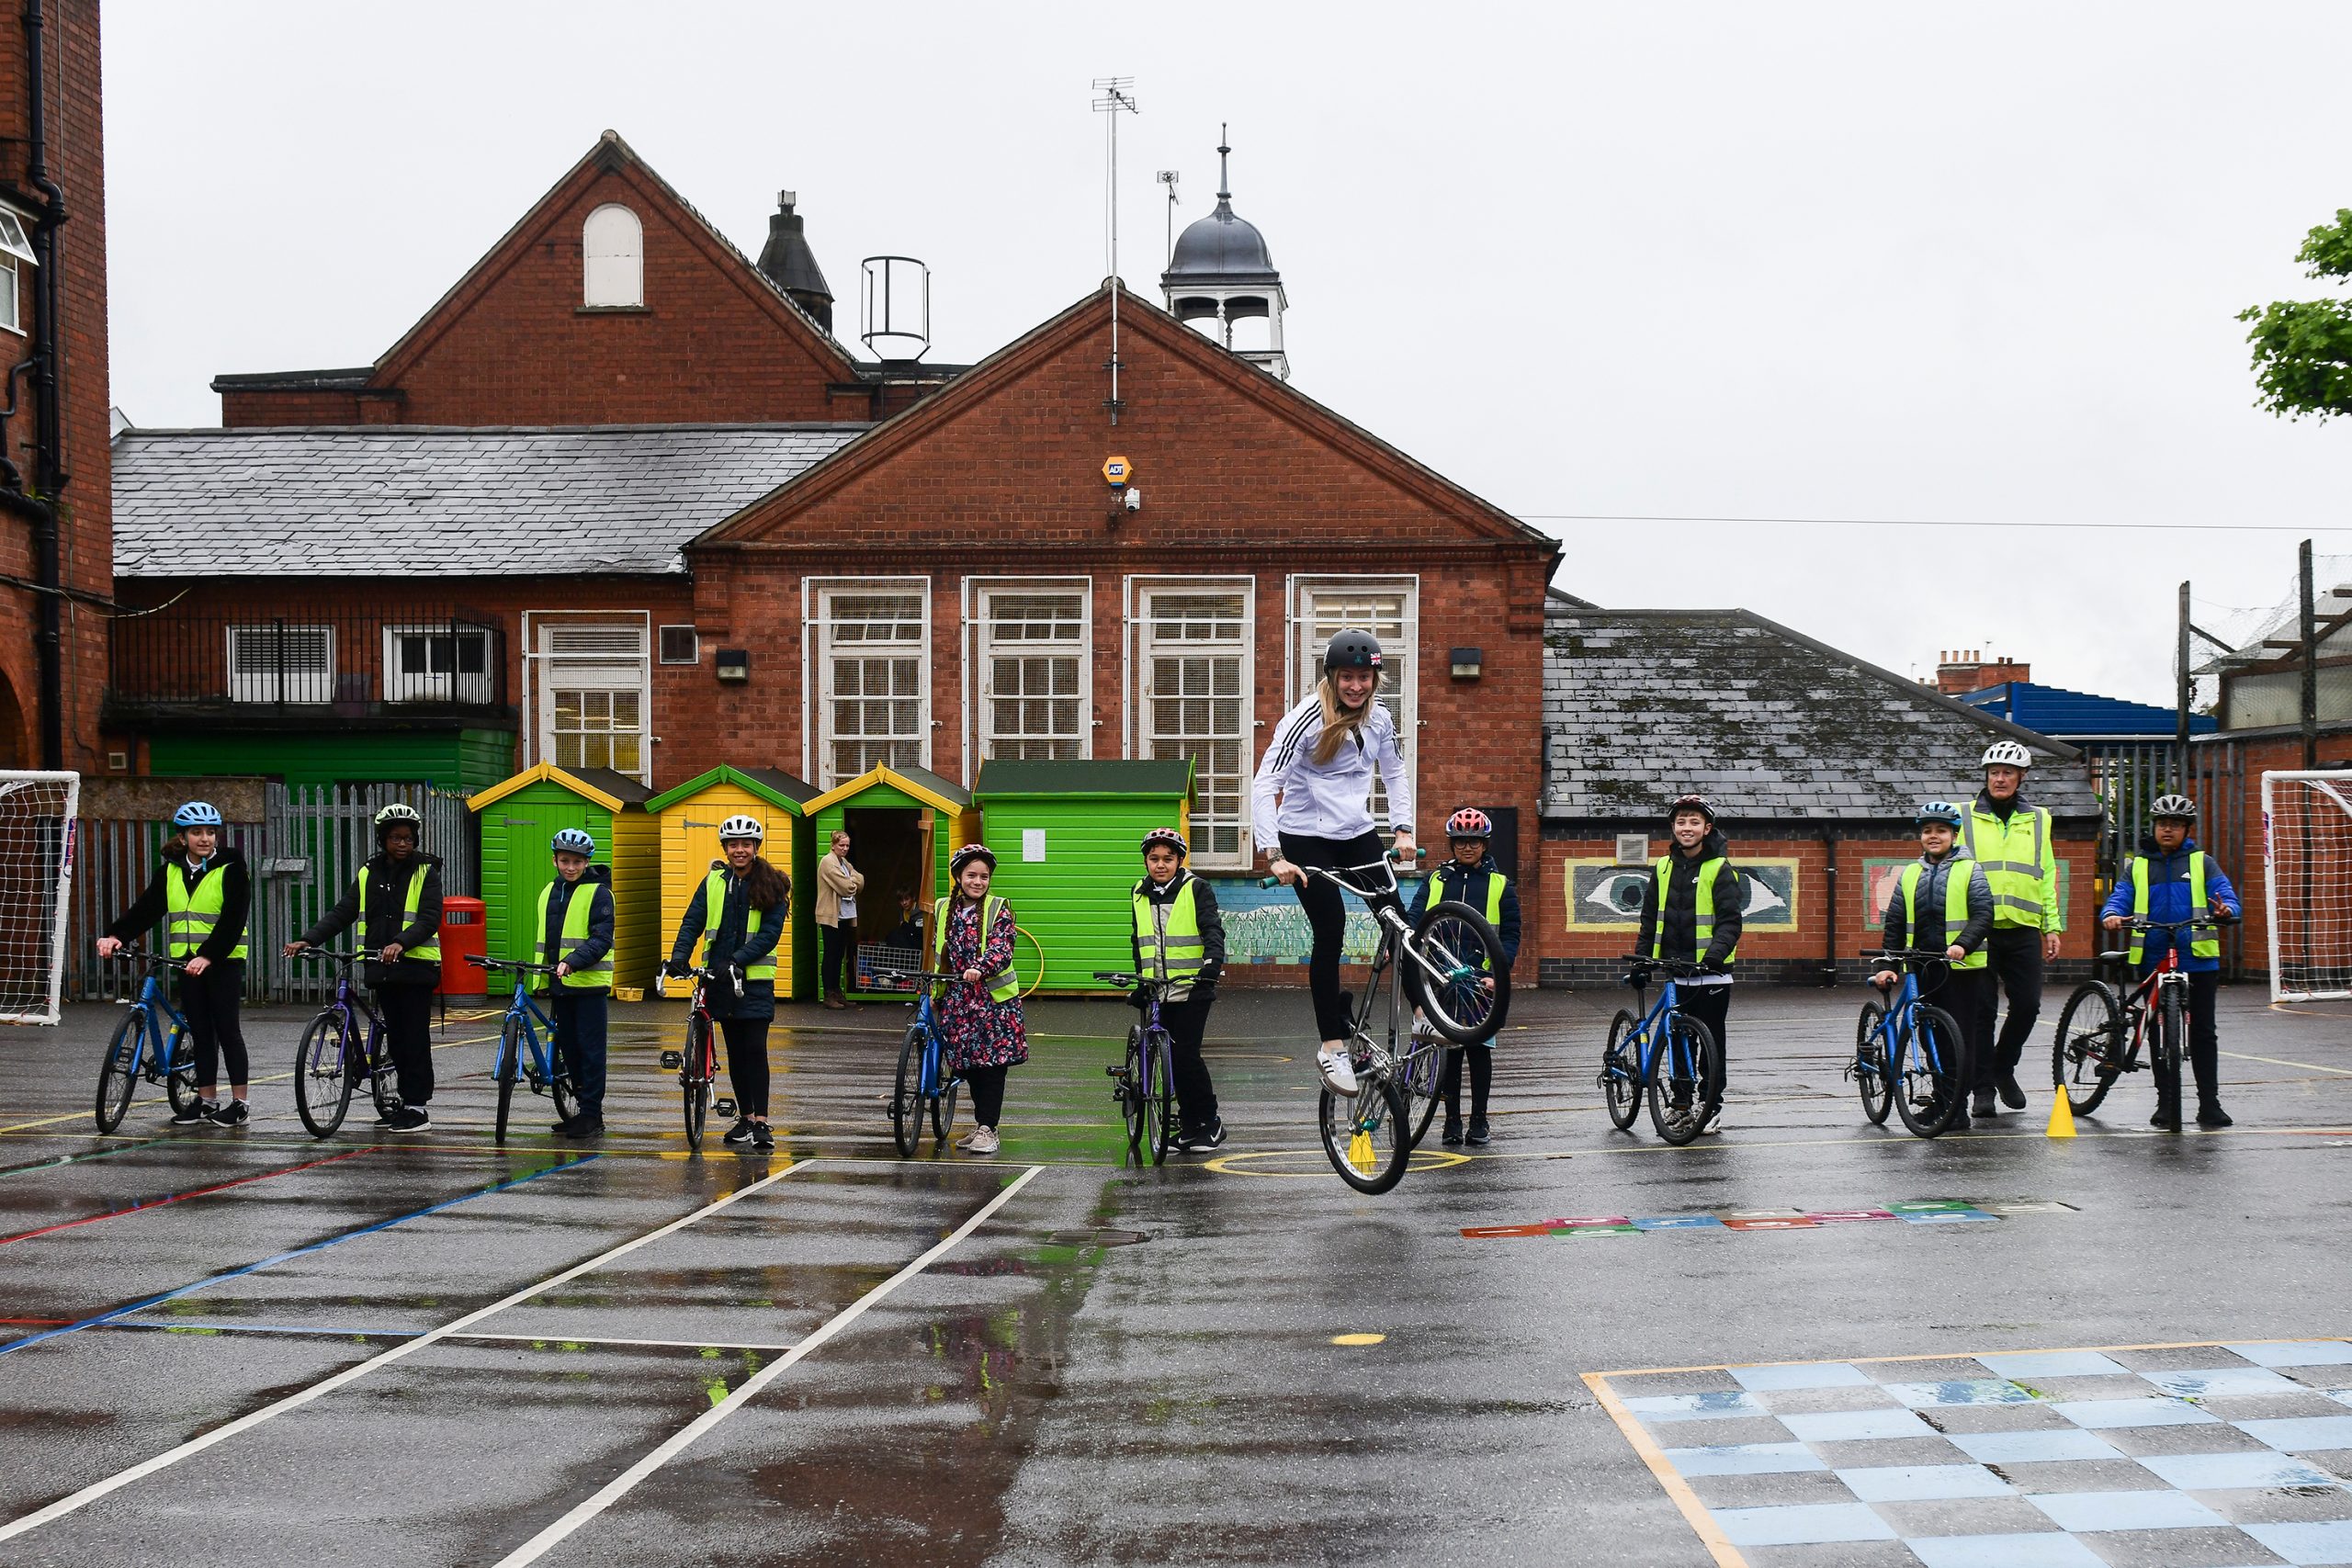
[1634,794,1742,1134]
[2099,794,2241,1129]
[664,815,788,1151]
[537,828,615,1138]
[1131,827,1228,1150]
[1961,739,2064,1120]
[1873,802,1995,1129]
[96,801,254,1127]
[937,843,1026,1155]
[1407,807,1521,1145]
[287,803,444,1132]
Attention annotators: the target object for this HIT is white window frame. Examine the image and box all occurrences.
[803,577,932,787]
[1287,574,1419,829]
[965,577,1092,775]
[0,253,18,337]
[1125,574,1256,870]
[524,615,651,782]
[381,624,493,705]
[582,202,643,308]
[657,625,700,665]
[226,623,335,705]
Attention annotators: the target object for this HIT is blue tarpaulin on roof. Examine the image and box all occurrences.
[1962,681,2214,739]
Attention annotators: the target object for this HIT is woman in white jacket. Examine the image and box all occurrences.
[1254,628,1417,1094]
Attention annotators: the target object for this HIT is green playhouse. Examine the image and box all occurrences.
[470,761,658,990]
[800,764,979,998]
[973,758,1194,994]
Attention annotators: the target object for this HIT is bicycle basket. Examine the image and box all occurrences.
[857,944,922,993]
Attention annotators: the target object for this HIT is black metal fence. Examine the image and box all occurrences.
[108,604,507,715]
[2082,739,2247,977]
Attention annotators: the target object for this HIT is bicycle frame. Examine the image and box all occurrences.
[1618,969,1699,1086]
[2104,919,2207,1067]
[1286,859,1442,1076]
[307,953,390,1086]
[124,964,190,1080]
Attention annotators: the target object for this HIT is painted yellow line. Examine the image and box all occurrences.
[2220,1049,2352,1077]
[1582,1371,1747,1568]
[1591,1336,2352,1381]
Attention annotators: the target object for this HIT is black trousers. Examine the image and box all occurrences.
[374,983,436,1105]
[1678,983,1732,1106]
[1160,997,1218,1134]
[177,958,248,1089]
[967,1063,1009,1128]
[1280,829,1406,1042]
[552,992,608,1118]
[2151,967,2222,1109]
[821,922,855,994]
[1924,966,1993,1101]
[1441,1044,1493,1119]
[1978,927,2045,1089]
[718,1017,771,1118]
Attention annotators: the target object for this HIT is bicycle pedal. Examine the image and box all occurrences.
[659,1050,683,1069]
[714,1098,737,1118]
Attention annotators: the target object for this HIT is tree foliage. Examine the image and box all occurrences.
[2241,209,2352,422]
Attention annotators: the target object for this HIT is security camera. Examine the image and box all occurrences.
[1125,487,1142,513]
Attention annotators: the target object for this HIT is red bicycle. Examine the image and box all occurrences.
[656,964,732,1151]
[2049,916,2224,1117]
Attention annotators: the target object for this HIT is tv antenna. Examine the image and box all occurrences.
[1158,169,1180,268]
[1092,76,1137,424]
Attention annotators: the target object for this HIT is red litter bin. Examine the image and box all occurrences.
[439,896,489,999]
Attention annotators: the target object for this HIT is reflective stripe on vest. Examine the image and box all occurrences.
[1960,804,2054,928]
[536,880,613,989]
[1133,877,1205,997]
[165,861,245,961]
[359,866,439,964]
[1651,856,1737,965]
[933,894,1020,1002]
[1899,858,1986,971]
[702,869,776,982]
[2129,852,2222,965]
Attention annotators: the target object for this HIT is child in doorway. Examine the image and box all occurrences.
[1130,827,1228,1151]
[1408,807,1521,1145]
[537,828,615,1137]
[934,844,1027,1156]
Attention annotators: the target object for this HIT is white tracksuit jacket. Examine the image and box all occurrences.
[1250,694,1416,853]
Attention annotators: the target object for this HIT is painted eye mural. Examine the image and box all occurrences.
[1564,860,1800,929]
[1583,868,1650,918]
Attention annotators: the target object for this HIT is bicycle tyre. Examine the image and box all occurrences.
[95,1010,141,1134]
[368,1028,400,1123]
[294,1010,354,1139]
[2156,983,2185,1097]
[1318,1075,1412,1195]
[933,1065,960,1147]
[494,1016,523,1144]
[164,1026,201,1119]
[891,1024,922,1156]
[1601,1010,1643,1131]
[683,1013,713,1152]
[1894,1005,1966,1138]
[1144,1030,1174,1166]
[1645,1012,1718,1146]
[1856,1001,1893,1125]
[1402,1043,1445,1148]
[1119,1024,1147,1148]
[2051,982,2122,1117]
[1411,900,1511,1044]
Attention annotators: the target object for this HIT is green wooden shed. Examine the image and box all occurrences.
[974,758,1195,994]
[800,765,980,1000]
[469,762,659,991]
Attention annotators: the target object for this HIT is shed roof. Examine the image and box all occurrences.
[1544,605,2100,823]
[802,763,973,816]
[645,764,819,815]
[469,761,653,813]
[111,423,865,579]
[1961,680,2215,740]
[973,759,1195,799]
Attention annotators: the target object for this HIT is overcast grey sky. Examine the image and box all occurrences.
[103,3,2350,707]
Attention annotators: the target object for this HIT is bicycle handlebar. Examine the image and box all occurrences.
[469,955,559,975]
[2120,916,2230,931]
[1258,850,1427,892]
[288,946,365,964]
[105,944,191,972]
[870,968,969,988]
[1092,970,1180,991]
[1860,947,1955,964]
[1619,954,1714,980]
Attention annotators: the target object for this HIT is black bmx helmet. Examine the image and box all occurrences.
[1323,627,1383,674]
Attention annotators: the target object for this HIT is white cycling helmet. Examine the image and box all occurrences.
[718,814,764,843]
[1980,740,2034,771]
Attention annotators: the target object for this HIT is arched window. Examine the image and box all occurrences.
[582,204,642,308]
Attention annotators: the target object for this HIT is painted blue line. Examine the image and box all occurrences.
[0,1155,600,1359]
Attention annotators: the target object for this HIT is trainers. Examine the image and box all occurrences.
[1411,1017,1441,1042]
[207,1100,249,1128]
[1464,1115,1492,1146]
[173,1099,217,1125]
[751,1122,774,1151]
[1315,1046,1359,1096]
[1971,1089,1996,1119]
[383,1106,430,1134]
[1997,1074,2027,1110]
[2151,1103,2182,1131]
[373,1100,404,1127]
[1182,1119,1227,1152]
[966,1126,1001,1155]
[2196,1101,2233,1129]
[1441,1117,1464,1146]
[1697,1106,1724,1136]
[722,1118,755,1146]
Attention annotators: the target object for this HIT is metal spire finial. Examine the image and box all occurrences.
[1217,123,1230,202]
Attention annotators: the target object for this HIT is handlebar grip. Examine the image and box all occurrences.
[1259,876,1283,889]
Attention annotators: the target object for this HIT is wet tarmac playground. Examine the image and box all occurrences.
[0,985,2345,1565]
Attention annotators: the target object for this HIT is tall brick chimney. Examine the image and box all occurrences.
[1936,649,2029,695]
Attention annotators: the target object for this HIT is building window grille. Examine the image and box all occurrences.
[384,626,492,705]
[540,623,648,778]
[978,584,1088,761]
[1290,577,1419,827]
[1135,581,1252,867]
[226,624,334,705]
[817,584,927,785]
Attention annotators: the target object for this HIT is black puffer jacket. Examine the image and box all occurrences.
[1634,827,1744,969]
[300,851,445,987]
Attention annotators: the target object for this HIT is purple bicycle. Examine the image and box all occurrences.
[288,947,401,1138]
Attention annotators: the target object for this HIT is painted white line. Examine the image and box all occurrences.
[493,1163,1046,1566]
[2221,1049,2352,1078]
[0,1159,817,1543]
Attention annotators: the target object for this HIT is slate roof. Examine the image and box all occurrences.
[1544,605,2100,823]
[1962,680,2215,740]
[111,423,866,578]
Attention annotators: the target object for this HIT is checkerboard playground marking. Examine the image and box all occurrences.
[1466,1198,2074,1240]
[1585,1340,2352,1567]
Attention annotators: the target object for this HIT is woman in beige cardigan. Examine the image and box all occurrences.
[814,829,865,1009]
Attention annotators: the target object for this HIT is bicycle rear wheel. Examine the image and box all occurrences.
[1894,1006,1966,1138]
[1318,1075,1412,1194]
[95,1010,141,1134]
[493,1016,523,1144]
[1401,1042,1445,1148]
[683,1013,713,1152]
[164,1027,201,1119]
[1411,901,1510,1044]
[891,1024,922,1156]
[1600,1010,1643,1130]
[1118,1025,1147,1148]
[932,1063,960,1147]
[1144,1030,1173,1166]
[1855,1002,1894,1125]
[367,1031,400,1123]
[294,1011,355,1139]
[1645,1013,1717,1146]
[2052,982,2123,1116]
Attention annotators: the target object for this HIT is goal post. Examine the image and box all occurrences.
[0,770,78,1025]
[2261,769,2352,1004]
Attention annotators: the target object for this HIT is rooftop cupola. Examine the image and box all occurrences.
[756,189,835,333]
[1159,129,1288,380]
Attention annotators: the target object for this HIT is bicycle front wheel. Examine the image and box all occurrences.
[493,1016,523,1144]
[2052,982,2122,1116]
[1894,1006,1966,1138]
[164,1027,201,1120]
[1144,1030,1173,1166]
[891,1024,922,1156]
[2155,984,2185,1094]
[1411,901,1510,1044]
[95,1010,141,1134]
[1319,1075,1412,1195]
[1119,1024,1147,1148]
[1601,1009,1643,1131]
[1645,1013,1718,1146]
[294,1011,354,1139]
[683,1013,712,1152]
[1856,1002,1893,1125]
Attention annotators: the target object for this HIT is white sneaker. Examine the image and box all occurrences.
[966,1126,1001,1155]
[1699,1106,1725,1135]
[1410,1017,1441,1042]
[1316,1046,1359,1096]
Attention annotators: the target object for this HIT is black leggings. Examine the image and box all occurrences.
[1281,830,1407,1042]
[821,923,855,994]
[1441,1045,1491,1119]
[178,959,248,1089]
[966,1063,1008,1128]
[719,1018,771,1118]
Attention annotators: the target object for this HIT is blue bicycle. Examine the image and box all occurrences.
[1856,947,1968,1138]
[288,948,401,1139]
[95,947,200,1133]
[1096,970,1177,1164]
[471,955,580,1144]
[876,968,963,1156]
[1600,955,1722,1146]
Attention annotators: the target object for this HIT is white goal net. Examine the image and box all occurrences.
[2263,769,2352,1003]
[0,771,77,1025]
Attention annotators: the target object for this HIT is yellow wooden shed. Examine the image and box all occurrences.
[469,762,659,991]
[645,766,819,1000]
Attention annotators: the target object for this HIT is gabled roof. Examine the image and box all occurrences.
[694,284,1560,555]
[111,423,864,578]
[469,761,652,813]
[973,758,1195,799]
[802,764,974,816]
[1962,681,2215,740]
[645,764,820,815]
[1544,604,2099,822]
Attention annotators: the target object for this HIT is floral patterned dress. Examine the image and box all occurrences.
[937,897,1028,1072]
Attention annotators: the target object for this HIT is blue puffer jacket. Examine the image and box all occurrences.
[2099,836,2240,974]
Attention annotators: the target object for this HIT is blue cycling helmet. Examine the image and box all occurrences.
[551,828,596,857]
[1916,800,1965,829]
[173,801,223,828]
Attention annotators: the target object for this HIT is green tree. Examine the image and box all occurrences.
[2241,209,2352,421]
